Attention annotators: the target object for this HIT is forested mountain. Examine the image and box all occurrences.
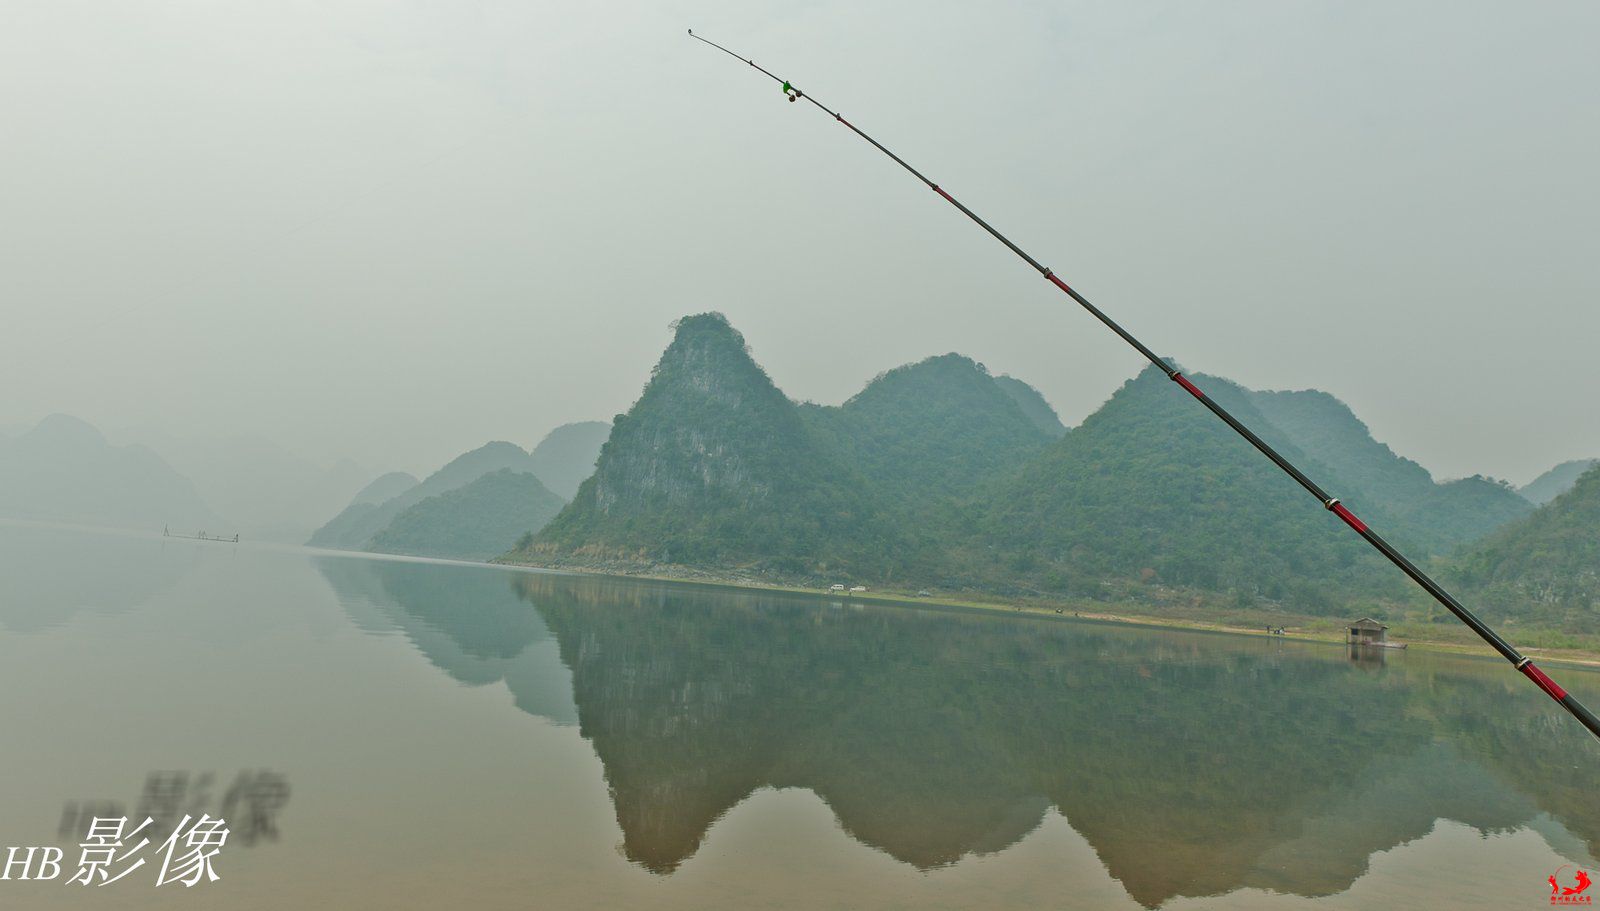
[801,354,1055,509]
[309,441,541,551]
[307,424,606,561]
[1520,458,1599,506]
[1452,463,1600,627]
[1424,476,1536,549]
[977,367,1401,609]
[528,421,610,499]
[0,414,223,532]
[973,378,1526,606]
[506,315,1563,615]
[368,469,565,561]
[1245,389,1531,553]
[992,374,1068,438]
[517,313,910,577]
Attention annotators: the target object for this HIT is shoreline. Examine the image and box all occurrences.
[16,519,1590,670]
[495,556,1600,670]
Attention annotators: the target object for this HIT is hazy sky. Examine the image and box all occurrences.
[3,1,1596,484]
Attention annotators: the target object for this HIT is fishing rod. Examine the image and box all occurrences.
[686,29,1600,741]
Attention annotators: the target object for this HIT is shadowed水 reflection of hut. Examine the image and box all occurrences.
[1347,642,1387,667]
[1346,617,1388,646]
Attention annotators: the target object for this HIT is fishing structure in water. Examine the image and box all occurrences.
[686,29,1600,741]
[163,526,240,543]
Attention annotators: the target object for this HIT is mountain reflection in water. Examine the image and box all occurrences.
[316,558,1600,908]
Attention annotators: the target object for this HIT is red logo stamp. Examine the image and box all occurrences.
[1551,866,1593,905]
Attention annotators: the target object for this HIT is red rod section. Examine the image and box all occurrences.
[1172,373,1204,400]
[1522,662,1570,701]
[1330,502,1368,534]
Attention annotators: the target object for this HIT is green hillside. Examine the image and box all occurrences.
[368,469,565,561]
[517,314,909,578]
[309,441,539,551]
[1452,463,1600,627]
[993,374,1068,438]
[495,313,1589,631]
[1245,389,1531,553]
[977,366,1402,609]
[802,354,1054,509]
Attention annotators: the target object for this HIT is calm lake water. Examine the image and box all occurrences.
[2,521,1597,909]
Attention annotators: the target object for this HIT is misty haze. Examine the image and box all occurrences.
[3,3,1598,909]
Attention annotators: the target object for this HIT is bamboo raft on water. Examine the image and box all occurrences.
[163,527,239,543]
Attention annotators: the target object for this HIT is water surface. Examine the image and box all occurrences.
[1,522,1596,908]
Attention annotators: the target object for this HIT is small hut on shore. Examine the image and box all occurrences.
[1346,617,1389,646]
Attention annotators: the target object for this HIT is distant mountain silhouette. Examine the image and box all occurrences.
[120,428,373,543]
[310,441,543,553]
[369,468,565,561]
[528,421,610,500]
[350,470,419,507]
[1521,458,1599,506]
[0,414,222,532]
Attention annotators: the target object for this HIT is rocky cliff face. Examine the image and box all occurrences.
[588,314,796,513]
[518,313,905,578]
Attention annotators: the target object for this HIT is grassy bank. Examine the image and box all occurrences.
[495,556,1600,669]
